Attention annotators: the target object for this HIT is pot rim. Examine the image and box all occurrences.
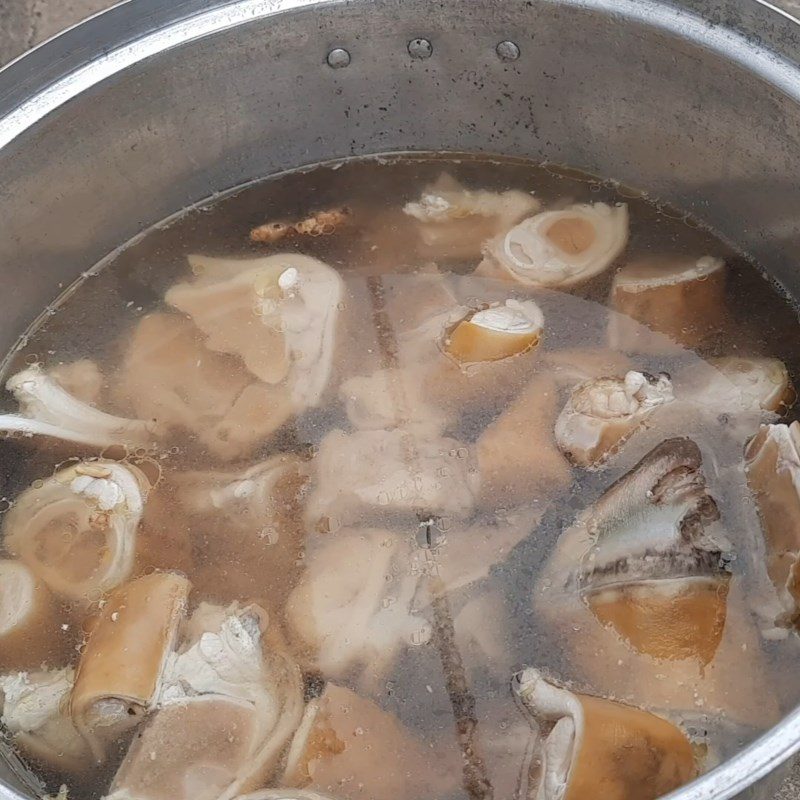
[1,1,800,799]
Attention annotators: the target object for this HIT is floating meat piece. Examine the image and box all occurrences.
[339,368,448,434]
[49,359,104,405]
[536,438,777,725]
[0,561,63,671]
[250,208,351,243]
[0,365,156,449]
[71,571,190,760]
[306,428,479,529]
[286,529,430,685]
[609,255,726,353]
[443,300,543,365]
[478,203,628,288]
[0,668,91,772]
[282,683,456,800]
[555,370,674,467]
[403,174,540,261]
[106,603,303,800]
[682,356,794,416]
[513,668,696,800]
[116,313,293,460]
[477,373,572,506]
[166,254,343,406]
[745,422,800,626]
[4,460,149,601]
[167,455,309,606]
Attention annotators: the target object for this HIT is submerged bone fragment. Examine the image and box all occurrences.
[117,313,293,460]
[555,370,674,467]
[282,683,455,800]
[0,668,91,771]
[4,460,149,601]
[107,603,303,800]
[513,668,696,800]
[682,356,794,416]
[306,428,479,528]
[444,299,543,364]
[478,202,628,288]
[71,571,190,760]
[477,373,572,505]
[0,366,156,448]
[609,255,726,352]
[403,174,540,260]
[745,422,800,625]
[0,561,63,671]
[250,208,351,243]
[166,253,343,406]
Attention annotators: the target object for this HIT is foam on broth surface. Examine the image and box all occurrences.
[1,154,799,800]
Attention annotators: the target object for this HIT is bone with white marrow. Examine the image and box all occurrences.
[105,602,303,800]
[403,173,540,261]
[0,560,64,671]
[0,365,156,448]
[555,370,674,467]
[477,202,628,288]
[282,682,457,800]
[71,571,190,760]
[513,668,696,800]
[3,460,149,601]
[376,272,547,415]
[535,438,778,726]
[0,668,92,772]
[609,255,726,353]
[745,422,800,627]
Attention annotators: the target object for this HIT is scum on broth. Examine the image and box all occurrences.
[0,154,799,800]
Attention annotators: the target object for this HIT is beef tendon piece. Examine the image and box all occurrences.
[513,667,696,800]
[609,255,726,353]
[555,370,674,467]
[71,571,190,760]
[403,173,540,261]
[478,203,628,288]
[282,683,457,800]
[745,422,800,626]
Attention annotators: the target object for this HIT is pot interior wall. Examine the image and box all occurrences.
[1,0,800,797]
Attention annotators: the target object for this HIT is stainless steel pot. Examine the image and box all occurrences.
[1,0,800,797]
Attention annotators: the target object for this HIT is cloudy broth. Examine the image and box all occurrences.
[0,154,799,800]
